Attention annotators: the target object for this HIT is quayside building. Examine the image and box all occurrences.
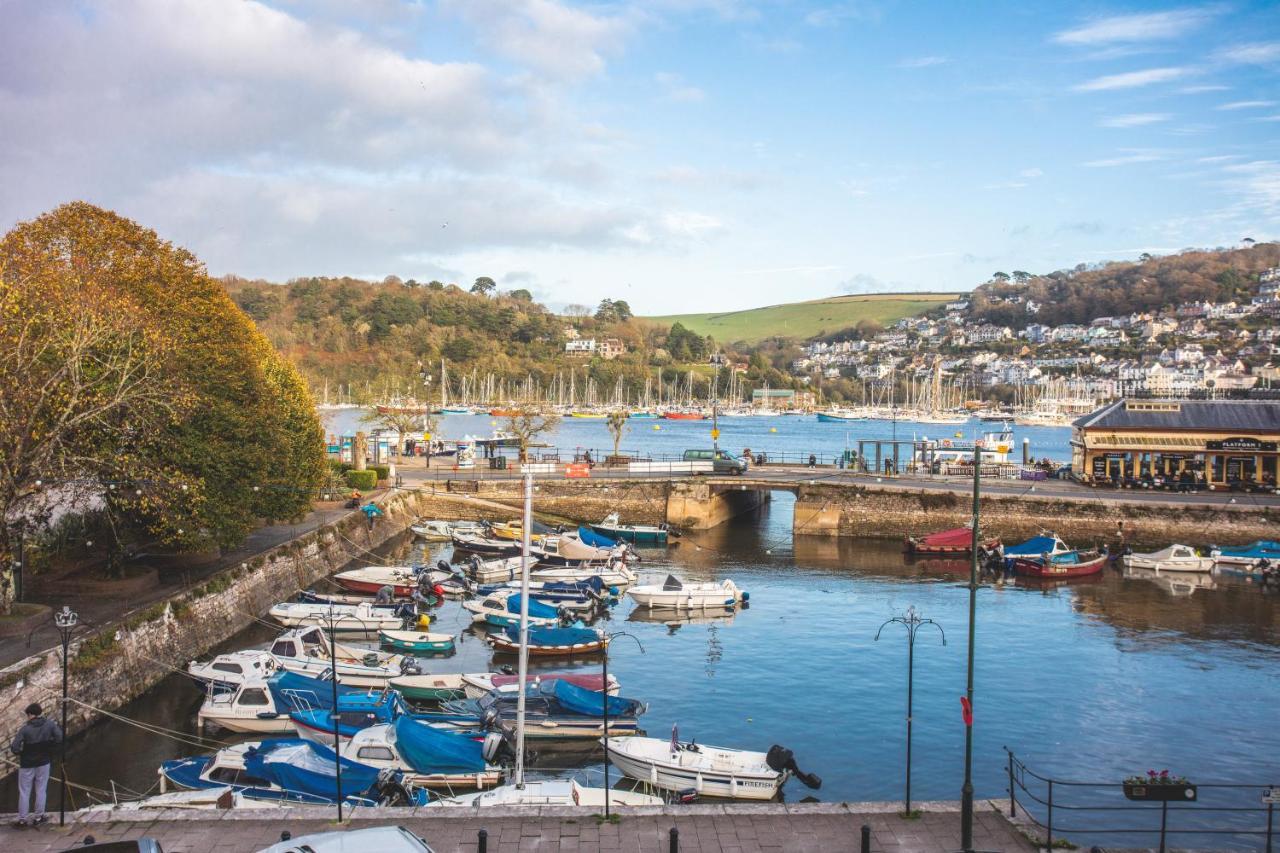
[1071,398,1280,488]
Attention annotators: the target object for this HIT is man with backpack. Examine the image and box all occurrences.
[10,702,63,827]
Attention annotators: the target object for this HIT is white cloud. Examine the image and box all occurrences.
[803,3,882,27]
[1216,100,1277,110]
[654,72,707,103]
[1179,84,1229,93]
[1053,8,1219,45]
[1019,168,1044,178]
[1074,67,1188,91]
[898,55,949,68]
[982,181,1028,190]
[1253,115,1280,123]
[737,265,840,275]
[1221,161,1280,213]
[1215,41,1280,65]
[1082,153,1164,168]
[1099,113,1173,128]
[1197,155,1243,163]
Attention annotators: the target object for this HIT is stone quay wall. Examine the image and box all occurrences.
[445,479,669,527]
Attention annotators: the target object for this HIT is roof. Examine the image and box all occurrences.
[1074,399,1280,433]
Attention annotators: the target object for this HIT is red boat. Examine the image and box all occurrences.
[905,527,1000,555]
[1010,548,1108,578]
[661,411,706,420]
[489,409,520,417]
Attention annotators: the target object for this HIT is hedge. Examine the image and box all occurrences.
[345,469,377,491]
[371,465,390,481]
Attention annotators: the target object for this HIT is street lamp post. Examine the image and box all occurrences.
[313,606,344,823]
[876,606,945,815]
[959,445,982,852]
[53,605,78,826]
[601,631,644,819]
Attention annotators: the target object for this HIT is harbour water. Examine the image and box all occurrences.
[14,494,1279,848]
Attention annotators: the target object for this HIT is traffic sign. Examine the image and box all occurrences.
[1264,788,1279,804]
[711,429,720,439]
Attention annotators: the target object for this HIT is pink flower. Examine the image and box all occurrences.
[1160,770,1169,778]
[1148,770,1157,777]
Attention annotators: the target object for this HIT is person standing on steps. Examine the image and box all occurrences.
[10,702,62,828]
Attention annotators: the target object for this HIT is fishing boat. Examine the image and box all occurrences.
[428,778,663,808]
[410,519,483,540]
[661,410,706,420]
[388,673,471,702]
[589,512,670,545]
[160,739,428,806]
[462,590,565,629]
[1009,547,1109,579]
[627,575,747,610]
[338,717,507,790]
[378,630,456,654]
[605,733,820,800]
[263,626,412,687]
[332,564,450,597]
[530,562,638,588]
[451,531,523,556]
[1210,540,1280,568]
[1121,545,1213,573]
[1002,533,1071,570]
[460,671,619,699]
[905,527,1000,556]
[188,650,279,689]
[488,624,609,657]
[440,679,645,740]
[269,600,416,633]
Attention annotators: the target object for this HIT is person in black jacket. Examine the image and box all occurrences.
[10,702,62,827]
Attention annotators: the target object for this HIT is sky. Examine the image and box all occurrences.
[1,1,1278,313]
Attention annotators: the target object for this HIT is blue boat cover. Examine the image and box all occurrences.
[1005,535,1060,556]
[392,715,487,774]
[550,678,641,717]
[504,625,599,647]
[543,576,604,594]
[577,526,617,549]
[505,594,560,619]
[242,739,383,801]
[267,671,368,713]
[1217,540,1280,558]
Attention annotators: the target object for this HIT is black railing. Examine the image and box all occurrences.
[1006,748,1277,852]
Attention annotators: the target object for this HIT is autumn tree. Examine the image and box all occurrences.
[605,410,628,462]
[504,410,561,463]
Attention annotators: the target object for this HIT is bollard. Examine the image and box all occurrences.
[478,828,488,853]
[670,826,679,853]
[280,831,292,842]
[861,824,871,853]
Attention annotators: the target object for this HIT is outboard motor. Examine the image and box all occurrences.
[361,651,381,668]
[399,655,422,676]
[374,768,417,806]
[766,745,821,790]
[481,707,501,731]
[499,664,515,675]
[481,730,515,764]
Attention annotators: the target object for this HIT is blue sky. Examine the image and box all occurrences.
[1,1,1277,313]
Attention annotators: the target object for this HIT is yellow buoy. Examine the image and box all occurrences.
[769,427,777,433]
[417,614,431,629]
[653,425,661,430]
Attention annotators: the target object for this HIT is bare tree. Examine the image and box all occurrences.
[504,410,561,463]
[606,410,628,463]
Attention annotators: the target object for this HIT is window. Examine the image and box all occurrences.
[271,642,295,657]
[239,688,269,706]
[357,747,394,761]
[212,663,242,674]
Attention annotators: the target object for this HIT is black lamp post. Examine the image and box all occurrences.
[313,607,344,822]
[601,631,644,818]
[876,606,945,815]
[53,605,78,826]
[959,445,982,852]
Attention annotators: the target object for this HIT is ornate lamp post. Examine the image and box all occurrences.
[876,606,945,816]
[601,631,644,818]
[53,605,78,826]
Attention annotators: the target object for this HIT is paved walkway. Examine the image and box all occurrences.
[0,801,1035,852]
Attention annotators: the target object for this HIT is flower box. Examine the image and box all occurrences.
[1123,782,1197,802]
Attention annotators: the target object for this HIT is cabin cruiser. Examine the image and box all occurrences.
[188,650,279,689]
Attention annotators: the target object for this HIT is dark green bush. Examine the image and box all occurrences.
[345,469,377,491]
[371,465,390,481]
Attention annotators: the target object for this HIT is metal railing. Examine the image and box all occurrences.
[1006,748,1277,852]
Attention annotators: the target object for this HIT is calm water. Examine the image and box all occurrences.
[321,409,1076,462]
[18,494,1280,848]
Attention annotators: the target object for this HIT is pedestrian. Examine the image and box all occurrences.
[10,702,62,828]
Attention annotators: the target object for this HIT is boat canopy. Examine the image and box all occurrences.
[242,739,382,801]
[505,625,599,647]
[1006,535,1065,556]
[505,594,560,619]
[1216,540,1280,558]
[578,526,618,549]
[267,671,363,712]
[918,527,973,547]
[542,576,605,594]
[392,716,487,774]
[661,574,684,591]
[551,678,642,718]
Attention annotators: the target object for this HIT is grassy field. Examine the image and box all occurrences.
[643,292,958,344]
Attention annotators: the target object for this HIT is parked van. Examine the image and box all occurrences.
[683,449,748,475]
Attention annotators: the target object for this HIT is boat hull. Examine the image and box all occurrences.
[389,674,469,701]
[488,634,608,657]
[605,740,784,800]
[378,631,456,654]
[590,524,668,545]
[1011,554,1107,578]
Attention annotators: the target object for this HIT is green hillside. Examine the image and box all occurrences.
[644,292,958,343]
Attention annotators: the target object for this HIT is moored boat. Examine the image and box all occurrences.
[906,526,1000,556]
[488,624,608,657]
[410,519,483,540]
[627,575,747,610]
[269,600,416,633]
[379,629,456,654]
[1121,544,1213,573]
[332,564,450,597]
[462,590,565,629]
[1210,540,1280,567]
[1010,547,1108,578]
[605,733,820,800]
[589,512,670,545]
[388,672,470,702]
[1002,533,1071,570]
[460,671,619,699]
[428,778,663,807]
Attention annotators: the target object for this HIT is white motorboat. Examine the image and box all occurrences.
[410,519,483,541]
[79,786,286,813]
[428,778,663,808]
[604,735,820,801]
[460,555,527,584]
[1121,544,1213,573]
[340,720,505,790]
[197,679,320,734]
[269,600,412,633]
[462,590,563,629]
[531,562,637,589]
[266,626,409,687]
[460,671,620,699]
[627,575,746,610]
[188,650,279,689]
[535,535,633,566]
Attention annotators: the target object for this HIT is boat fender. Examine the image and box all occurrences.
[255,712,280,719]
[741,591,750,603]
[399,656,422,675]
[432,583,445,598]
[607,586,620,598]
[766,744,821,789]
[500,664,515,675]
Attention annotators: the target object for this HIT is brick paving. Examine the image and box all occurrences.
[0,801,1036,852]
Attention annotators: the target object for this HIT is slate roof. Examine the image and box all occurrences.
[1074,399,1280,432]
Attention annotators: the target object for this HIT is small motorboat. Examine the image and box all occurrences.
[905,526,999,556]
[1010,547,1109,579]
[441,678,645,740]
[289,695,403,745]
[269,600,417,633]
[488,624,609,657]
[589,512,670,546]
[264,626,413,687]
[332,565,450,597]
[460,671,620,699]
[388,672,470,702]
[410,519,483,540]
[378,629,456,654]
[627,575,747,610]
[474,576,611,612]
[428,778,663,808]
[605,733,821,800]
[1210,540,1280,568]
[534,534,634,567]
[337,717,507,790]
[188,650,279,689]
[1002,533,1071,571]
[451,531,523,556]
[297,589,432,608]
[196,670,379,734]
[459,554,526,585]
[1121,544,1213,573]
[530,561,638,589]
[462,590,564,629]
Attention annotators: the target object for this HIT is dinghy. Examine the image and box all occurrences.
[269,600,417,633]
[378,629,456,654]
[589,512,670,545]
[388,672,470,702]
[488,624,609,657]
[905,526,999,556]
[1121,544,1213,572]
[460,671,619,699]
[462,590,564,629]
[627,575,747,610]
[428,778,663,808]
[605,732,820,800]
